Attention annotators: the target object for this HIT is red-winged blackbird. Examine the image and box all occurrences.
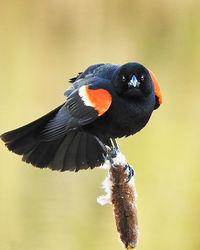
[1,62,162,172]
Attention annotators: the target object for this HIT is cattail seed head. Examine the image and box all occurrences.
[97,152,139,249]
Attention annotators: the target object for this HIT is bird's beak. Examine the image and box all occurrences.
[128,75,140,88]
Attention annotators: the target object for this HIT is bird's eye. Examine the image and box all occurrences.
[141,75,145,81]
[122,76,126,82]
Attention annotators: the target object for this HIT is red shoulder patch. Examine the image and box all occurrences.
[148,69,162,104]
[79,86,112,116]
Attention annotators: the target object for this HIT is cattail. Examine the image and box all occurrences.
[97,152,138,249]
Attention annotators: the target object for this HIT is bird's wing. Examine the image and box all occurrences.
[69,63,105,83]
[42,84,112,141]
[65,63,119,96]
[65,64,105,96]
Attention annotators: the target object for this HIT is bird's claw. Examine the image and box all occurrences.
[105,144,135,181]
[110,147,118,158]
[105,146,118,169]
[124,164,135,182]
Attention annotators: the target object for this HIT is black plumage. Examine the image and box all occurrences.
[1,62,162,171]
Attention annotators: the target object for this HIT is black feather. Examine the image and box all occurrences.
[22,139,63,168]
[49,133,75,171]
[86,135,103,168]
[61,132,80,171]
[1,105,63,154]
[69,72,82,83]
[75,132,88,171]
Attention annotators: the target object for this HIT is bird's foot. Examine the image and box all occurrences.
[106,146,119,169]
[124,164,135,182]
[110,147,118,158]
[105,144,135,182]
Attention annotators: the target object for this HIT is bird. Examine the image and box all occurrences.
[1,62,162,173]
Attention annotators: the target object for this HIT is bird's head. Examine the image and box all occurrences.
[111,62,162,109]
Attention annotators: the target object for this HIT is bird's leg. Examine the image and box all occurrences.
[104,138,118,165]
[105,139,118,169]
[110,138,135,182]
[105,138,135,182]
[110,138,119,158]
[112,138,119,151]
[105,146,117,169]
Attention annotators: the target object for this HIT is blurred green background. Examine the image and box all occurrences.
[0,0,200,249]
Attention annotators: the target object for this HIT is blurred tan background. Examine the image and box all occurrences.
[0,0,200,250]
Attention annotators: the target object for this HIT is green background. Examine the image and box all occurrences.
[0,0,200,249]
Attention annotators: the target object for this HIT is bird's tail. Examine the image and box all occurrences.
[1,105,107,171]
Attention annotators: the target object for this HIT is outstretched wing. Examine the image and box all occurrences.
[42,85,112,141]
[1,93,111,171]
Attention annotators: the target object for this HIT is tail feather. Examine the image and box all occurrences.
[23,139,64,168]
[75,132,88,171]
[86,135,103,168]
[62,132,80,172]
[1,105,108,171]
[49,133,75,171]
[1,105,63,154]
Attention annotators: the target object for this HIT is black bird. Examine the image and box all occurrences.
[1,62,162,172]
